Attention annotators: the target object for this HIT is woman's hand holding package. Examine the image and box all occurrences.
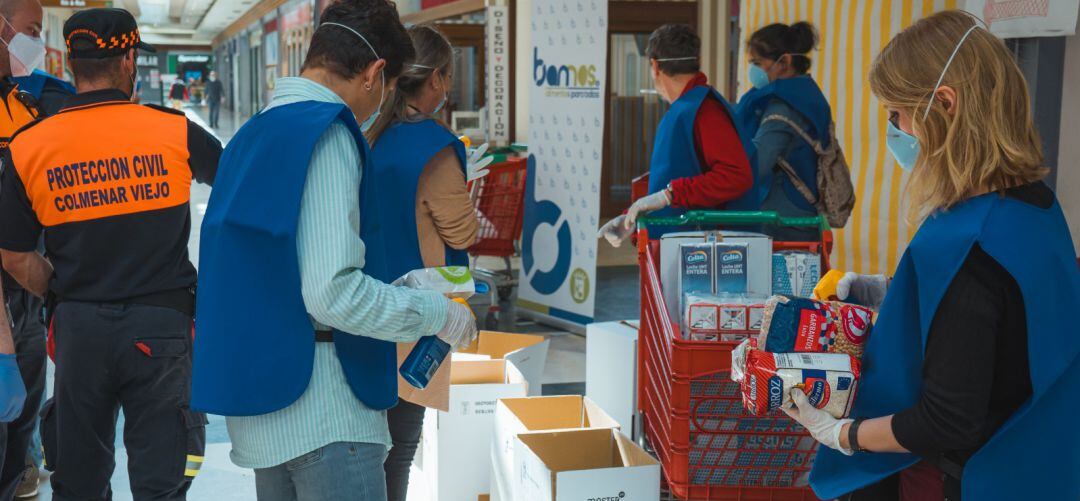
[598,215,634,247]
[837,272,889,309]
[436,298,478,351]
[625,189,672,227]
[782,389,854,456]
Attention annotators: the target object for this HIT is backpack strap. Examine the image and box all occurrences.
[762,113,820,205]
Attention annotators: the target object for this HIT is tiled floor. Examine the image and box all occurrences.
[22,104,633,500]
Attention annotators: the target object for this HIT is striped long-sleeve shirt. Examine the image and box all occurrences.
[226,77,449,469]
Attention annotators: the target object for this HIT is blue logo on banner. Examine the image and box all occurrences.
[522,154,572,295]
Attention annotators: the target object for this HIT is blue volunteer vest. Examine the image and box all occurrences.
[730,75,831,211]
[810,191,1080,500]
[192,101,398,416]
[365,119,469,283]
[647,85,744,237]
[13,70,75,98]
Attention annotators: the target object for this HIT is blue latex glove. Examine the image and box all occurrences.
[0,354,26,423]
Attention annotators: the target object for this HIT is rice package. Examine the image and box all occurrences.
[683,293,767,342]
[757,295,873,359]
[733,340,861,419]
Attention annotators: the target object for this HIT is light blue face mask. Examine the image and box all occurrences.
[748,63,770,89]
[886,120,919,172]
[886,24,980,172]
[321,22,385,132]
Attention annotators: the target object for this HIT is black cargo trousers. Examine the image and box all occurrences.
[0,289,46,501]
[42,301,207,501]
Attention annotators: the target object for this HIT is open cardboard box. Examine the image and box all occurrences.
[513,428,660,501]
[455,331,550,396]
[491,396,620,501]
[422,359,528,501]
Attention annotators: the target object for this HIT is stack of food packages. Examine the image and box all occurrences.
[728,296,876,419]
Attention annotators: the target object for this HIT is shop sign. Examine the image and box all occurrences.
[519,0,608,325]
[137,54,159,66]
[177,54,210,63]
[485,5,510,145]
[40,0,111,7]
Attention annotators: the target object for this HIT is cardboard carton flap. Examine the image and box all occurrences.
[500,396,620,431]
[517,429,657,473]
[463,331,547,358]
[450,359,510,385]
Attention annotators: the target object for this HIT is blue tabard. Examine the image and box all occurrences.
[192,100,398,416]
[13,70,75,99]
[810,192,1080,500]
[730,75,831,212]
[647,85,744,238]
[365,119,469,283]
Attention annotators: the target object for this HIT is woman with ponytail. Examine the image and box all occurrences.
[730,21,832,240]
[363,24,479,501]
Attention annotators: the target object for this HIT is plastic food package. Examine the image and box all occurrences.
[393,266,475,299]
[771,251,822,298]
[732,339,861,418]
[683,293,767,342]
[757,295,873,359]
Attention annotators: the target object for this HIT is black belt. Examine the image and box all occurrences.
[315,330,334,342]
[50,287,195,320]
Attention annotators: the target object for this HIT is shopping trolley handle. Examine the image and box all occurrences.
[637,210,830,232]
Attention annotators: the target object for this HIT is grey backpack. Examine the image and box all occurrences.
[761,114,856,229]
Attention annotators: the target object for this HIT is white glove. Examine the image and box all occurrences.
[837,272,889,309]
[624,189,672,229]
[466,143,494,182]
[435,299,478,352]
[598,215,634,248]
[782,389,854,455]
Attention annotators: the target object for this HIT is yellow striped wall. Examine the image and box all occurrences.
[737,0,960,274]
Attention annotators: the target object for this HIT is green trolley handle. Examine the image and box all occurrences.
[637,210,830,234]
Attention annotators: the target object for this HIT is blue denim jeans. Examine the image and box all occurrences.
[254,442,388,501]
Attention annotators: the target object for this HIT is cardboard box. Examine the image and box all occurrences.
[457,331,550,397]
[512,428,661,501]
[491,396,620,501]
[423,359,528,501]
[585,321,639,436]
[661,232,772,321]
[771,251,821,298]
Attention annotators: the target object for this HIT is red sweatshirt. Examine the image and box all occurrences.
[667,73,752,209]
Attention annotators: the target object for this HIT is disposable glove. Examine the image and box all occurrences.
[435,298,478,352]
[0,354,26,423]
[837,272,889,309]
[598,215,634,248]
[466,142,494,182]
[624,189,672,228]
[782,389,853,455]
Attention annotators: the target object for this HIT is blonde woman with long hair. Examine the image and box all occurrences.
[783,10,1079,501]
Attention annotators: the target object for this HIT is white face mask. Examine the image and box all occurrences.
[320,22,385,130]
[2,18,45,77]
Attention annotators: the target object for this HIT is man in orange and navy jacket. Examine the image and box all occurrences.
[0,9,220,500]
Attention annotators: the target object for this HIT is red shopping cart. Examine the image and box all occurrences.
[635,210,833,500]
[469,155,528,330]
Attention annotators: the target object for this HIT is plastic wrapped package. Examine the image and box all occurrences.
[683,293,768,342]
[732,339,861,419]
[393,266,475,299]
[756,295,873,358]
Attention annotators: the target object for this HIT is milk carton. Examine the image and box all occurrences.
[679,242,714,296]
[715,243,749,294]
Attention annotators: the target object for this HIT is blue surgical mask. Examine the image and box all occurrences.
[748,64,770,89]
[433,93,447,114]
[886,121,919,172]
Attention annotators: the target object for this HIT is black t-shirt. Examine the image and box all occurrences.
[0,89,221,301]
[891,182,1052,471]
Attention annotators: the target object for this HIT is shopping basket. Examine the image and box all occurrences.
[469,153,528,330]
[636,210,832,500]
